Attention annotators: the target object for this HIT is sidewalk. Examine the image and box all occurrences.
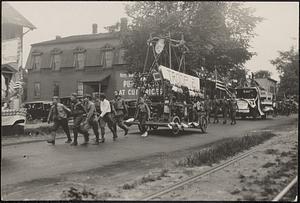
[2,122,136,146]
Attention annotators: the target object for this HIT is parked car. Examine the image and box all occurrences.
[125,99,138,119]
[23,101,52,122]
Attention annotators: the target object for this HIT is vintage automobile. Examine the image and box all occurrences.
[235,87,269,119]
[23,101,53,122]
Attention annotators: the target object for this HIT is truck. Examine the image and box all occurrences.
[235,86,273,119]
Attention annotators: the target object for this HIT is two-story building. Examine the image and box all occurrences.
[255,77,277,99]
[25,18,138,102]
[2,2,36,105]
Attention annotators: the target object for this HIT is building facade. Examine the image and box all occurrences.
[2,2,36,105]
[255,77,277,97]
[25,19,138,102]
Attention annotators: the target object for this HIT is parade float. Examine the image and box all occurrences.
[1,73,27,135]
[235,83,273,119]
[125,34,208,135]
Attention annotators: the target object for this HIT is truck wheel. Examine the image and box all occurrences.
[151,125,158,130]
[138,124,148,133]
[171,116,181,136]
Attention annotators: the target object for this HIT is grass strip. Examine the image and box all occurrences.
[177,131,276,167]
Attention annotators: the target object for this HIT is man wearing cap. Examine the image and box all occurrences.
[98,93,117,142]
[70,93,89,146]
[222,96,229,124]
[83,94,100,145]
[47,96,72,145]
[204,95,212,123]
[212,95,219,123]
[229,94,238,125]
[112,92,129,136]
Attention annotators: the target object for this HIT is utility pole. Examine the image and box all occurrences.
[168,32,172,70]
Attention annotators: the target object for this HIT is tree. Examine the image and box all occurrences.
[254,70,272,78]
[271,46,299,97]
[120,1,262,84]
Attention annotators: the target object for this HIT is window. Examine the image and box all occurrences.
[50,54,61,70]
[74,53,85,69]
[53,82,60,96]
[118,48,126,64]
[34,82,41,98]
[73,47,86,70]
[104,51,113,68]
[32,55,41,70]
[101,44,114,68]
[77,82,83,96]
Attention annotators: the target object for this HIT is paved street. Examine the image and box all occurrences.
[1,115,297,190]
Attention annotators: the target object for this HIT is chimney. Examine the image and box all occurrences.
[92,24,98,34]
[56,35,61,39]
[120,18,128,32]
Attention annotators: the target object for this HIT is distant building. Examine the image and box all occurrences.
[2,2,36,104]
[25,18,138,102]
[254,77,277,98]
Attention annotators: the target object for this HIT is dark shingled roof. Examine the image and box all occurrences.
[32,32,120,46]
[2,2,36,29]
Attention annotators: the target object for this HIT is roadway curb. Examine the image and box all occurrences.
[2,127,132,147]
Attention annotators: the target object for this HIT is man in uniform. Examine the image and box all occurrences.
[135,97,151,137]
[47,96,72,145]
[83,94,100,145]
[212,95,219,123]
[113,93,129,136]
[204,95,212,123]
[222,96,229,124]
[229,94,239,125]
[98,93,117,142]
[70,93,89,146]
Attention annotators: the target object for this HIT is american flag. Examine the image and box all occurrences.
[8,79,24,95]
[214,68,232,97]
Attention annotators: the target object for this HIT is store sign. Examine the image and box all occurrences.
[116,73,138,98]
[1,38,21,65]
[116,72,162,99]
[159,65,200,92]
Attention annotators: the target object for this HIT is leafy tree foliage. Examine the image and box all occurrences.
[121,1,262,84]
[254,70,272,78]
[271,46,299,97]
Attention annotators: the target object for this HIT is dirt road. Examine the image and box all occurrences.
[1,115,298,200]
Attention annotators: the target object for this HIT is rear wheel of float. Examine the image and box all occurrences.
[138,124,149,133]
[171,116,181,136]
[151,125,159,130]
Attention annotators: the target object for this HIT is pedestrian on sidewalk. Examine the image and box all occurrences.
[229,94,238,125]
[46,96,72,145]
[97,93,118,142]
[70,93,89,146]
[113,93,129,136]
[83,94,100,145]
[135,97,151,137]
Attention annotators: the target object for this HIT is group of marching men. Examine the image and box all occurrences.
[45,90,240,145]
[46,92,130,145]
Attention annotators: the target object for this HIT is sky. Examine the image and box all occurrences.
[5,1,299,81]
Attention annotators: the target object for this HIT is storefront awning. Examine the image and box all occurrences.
[81,72,111,83]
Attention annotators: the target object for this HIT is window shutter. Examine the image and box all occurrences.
[49,55,54,69]
[113,49,119,65]
[73,53,77,68]
[99,51,104,66]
